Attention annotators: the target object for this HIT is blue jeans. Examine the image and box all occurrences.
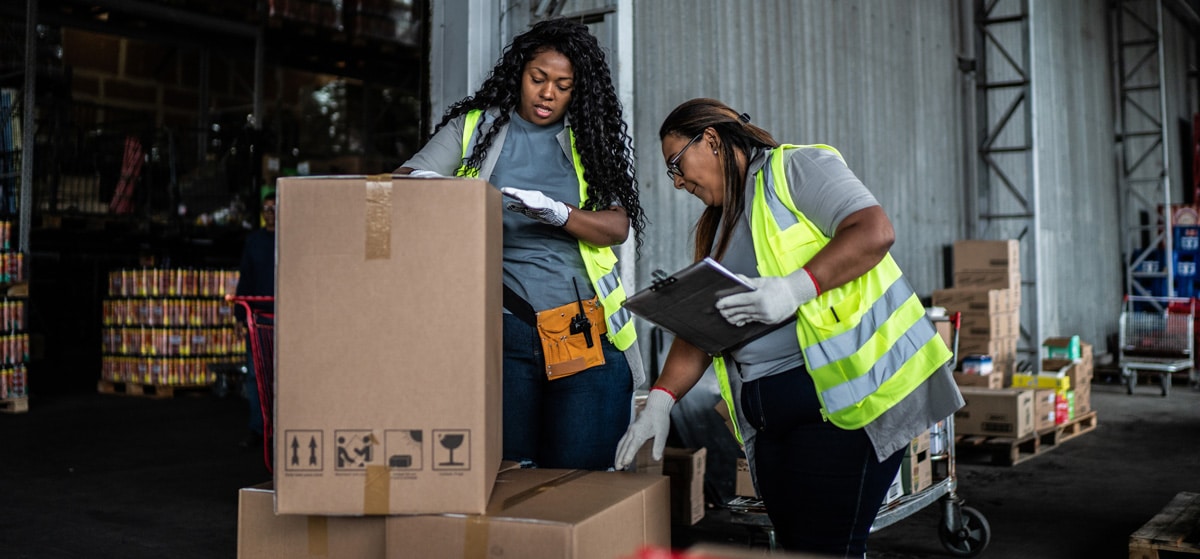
[741,364,904,558]
[502,314,632,470]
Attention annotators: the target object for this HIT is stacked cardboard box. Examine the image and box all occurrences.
[933,239,1022,384]
[237,176,673,557]
[954,387,1035,438]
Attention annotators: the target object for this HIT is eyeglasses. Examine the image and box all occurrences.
[666,132,704,181]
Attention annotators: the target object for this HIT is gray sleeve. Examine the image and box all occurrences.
[785,147,879,237]
[397,115,467,174]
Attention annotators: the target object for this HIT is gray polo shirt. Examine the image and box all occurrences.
[721,146,878,383]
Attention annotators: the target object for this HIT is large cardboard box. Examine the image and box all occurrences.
[953,270,1022,293]
[238,483,385,559]
[954,387,1035,438]
[384,468,670,559]
[275,176,503,515]
[663,447,707,526]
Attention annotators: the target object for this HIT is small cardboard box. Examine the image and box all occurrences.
[1012,372,1071,392]
[953,239,1020,273]
[663,447,707,526]
[274,176,503,515]
[735,457,756,498]
[384,468,671,559]
[900,450,932,495]
[1042,336,1081,360]
[238,483,385,559]
[954,387,1035,438]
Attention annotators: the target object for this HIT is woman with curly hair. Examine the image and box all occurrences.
[395,17,646,471]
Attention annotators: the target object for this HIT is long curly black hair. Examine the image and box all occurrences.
[433,17,646,251]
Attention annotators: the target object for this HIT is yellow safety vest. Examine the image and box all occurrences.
[457,109,636,350]
[714,145,951,443]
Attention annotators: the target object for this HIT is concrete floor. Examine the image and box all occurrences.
[0,372,1197,558]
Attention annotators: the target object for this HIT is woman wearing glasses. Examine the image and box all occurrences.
[615,98,962,557]
[394,18,647,471]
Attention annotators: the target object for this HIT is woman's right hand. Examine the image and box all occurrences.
[613,387,676,470]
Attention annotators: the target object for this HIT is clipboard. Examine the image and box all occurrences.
[622,257,788,355]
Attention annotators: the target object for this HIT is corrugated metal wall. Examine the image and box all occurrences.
[631,0,966,296]
[1029,0,1121,354]
[625,0,1194,360]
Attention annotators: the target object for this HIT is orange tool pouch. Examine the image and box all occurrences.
[536,297,607,381]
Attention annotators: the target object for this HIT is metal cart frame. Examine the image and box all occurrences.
[1118,296,1194,397]
[228,295,275,472]
[727,312,991,556]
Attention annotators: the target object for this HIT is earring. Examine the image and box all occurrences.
[713,150,718,155]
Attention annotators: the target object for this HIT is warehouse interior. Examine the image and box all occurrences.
[2,0,1200,558]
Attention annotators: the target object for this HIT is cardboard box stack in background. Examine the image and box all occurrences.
[272,177,504,516]
[1038,336,1094,419]
[384,468,670,558]
[933,239,1022,385]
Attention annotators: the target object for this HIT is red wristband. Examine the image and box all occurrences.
[652,386,678,402]
[802,267,822,296]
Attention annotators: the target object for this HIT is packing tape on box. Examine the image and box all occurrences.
[363,464,390,515]
[464,516,489,559]
[307,516,329,556]
[365,175,392,260]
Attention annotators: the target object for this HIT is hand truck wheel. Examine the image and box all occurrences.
[939,505,991,557]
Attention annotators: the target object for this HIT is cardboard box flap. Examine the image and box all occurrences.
[488,470,664,525]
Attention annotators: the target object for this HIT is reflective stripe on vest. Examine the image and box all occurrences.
[458,109,636,350]
[713,145,950,441]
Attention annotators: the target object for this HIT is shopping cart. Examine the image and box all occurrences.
[1118,295,1194,397]
[228,295,275,471]
[726,312,991,556]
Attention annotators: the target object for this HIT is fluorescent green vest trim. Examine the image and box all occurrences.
[714,145,950,442]
[458,109,635,350]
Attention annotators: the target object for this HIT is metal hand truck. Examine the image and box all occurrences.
[726,312,991,556]
[1118,295,1195,397]
[228,295,275,472]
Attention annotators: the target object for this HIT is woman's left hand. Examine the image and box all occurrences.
[501,187,570,226]
[716,270,818,326]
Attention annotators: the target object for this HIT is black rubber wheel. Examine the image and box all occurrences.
[1161,372,1171,397]
[939,505,991,557]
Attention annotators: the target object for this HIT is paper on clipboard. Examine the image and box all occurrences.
[622,257,787,355]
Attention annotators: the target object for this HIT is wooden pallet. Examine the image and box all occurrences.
[956,411,1098,466]
[1130,492,1200,558]
[0,396,28,414]
[97,380,210,399]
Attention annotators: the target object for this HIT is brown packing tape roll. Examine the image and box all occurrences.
[463,515,489,559]
[307,516,329,556]
[363,464,390,515]
[365,178,392,260]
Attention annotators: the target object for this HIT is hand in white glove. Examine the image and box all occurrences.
[715,269,819,327]
[406,169,444,179]
[613,388,676,470]
[500,187,570,227]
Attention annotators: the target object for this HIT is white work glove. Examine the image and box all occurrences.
[500,186,570,227]
[406,169,444,179]
[716,269,819,327]
[613,388,676,470]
